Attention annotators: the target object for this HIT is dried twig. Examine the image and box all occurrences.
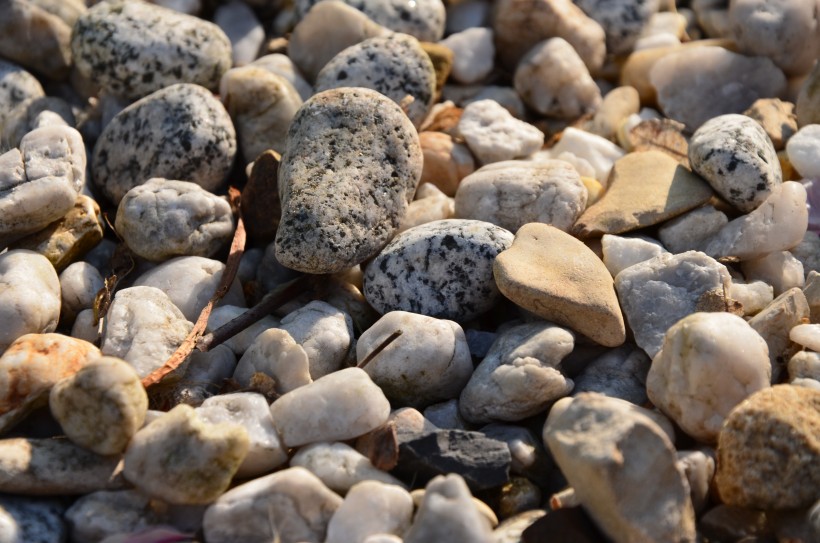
[357,330,403,369]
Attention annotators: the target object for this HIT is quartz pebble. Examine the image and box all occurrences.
[729,280,774,317]
[326,480,413,543]
[548,127,625,185]
[789,351,820,382]
[279,301,354,380]
[439,27,494,85]
[741,251,805,297]
[214,0,264,66]
[786,124,820,179]
[291,442,405,494]
[454,160,587,233]
[2,95,75,150]
[233,328,312,393]
[116,179,235,262]
[515,37,600,119]
[72,0,231,100]
[601,234,668,278]
[457,100,544,164]
[575,0,660,55]
[790,324,820,352]
[206,305,278,355]
[363,219,513,321]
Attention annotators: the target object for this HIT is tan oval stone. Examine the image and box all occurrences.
[419,131,475,196]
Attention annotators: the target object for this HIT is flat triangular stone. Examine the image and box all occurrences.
[573,150,713,238]
[493,223,625,347]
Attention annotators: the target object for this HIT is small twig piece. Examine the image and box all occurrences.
[550,487,580,510]
[357,330,403,369]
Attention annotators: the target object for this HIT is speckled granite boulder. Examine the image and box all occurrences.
[92,83,236,204]
[72,0,231,100]
[315,34,436,127]
[363,219,513,321]
[275,88,421,274]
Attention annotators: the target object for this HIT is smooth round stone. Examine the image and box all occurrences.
[233,328,312,393]
[72,0,231,100]
[650,46,787,132]
[315,34,436,128]
[276,89,420,274]
[71,309,100,346]
[418,131,475,197]
[92,83,237,205]
[790,323,820,352]
[326,481,413,543]
[357,311,472,408]
[279,300,354,379]
[196,392,288,479]
[0,250,61,353]
[575,0,660,55]
[454,160,587,233]
[439,27,495,85]
[270,367,390,447]
[219,65,302,163]
[214,0,264,66]
[0,0,73,80]
[459,322,574,424]
[124,404,248,504]
[59,261,103,326]
[716,385,820,509]
[789,351,820,382]
[49,356,148,455]
[250,54,313,101]
[786,124,820,179]
[647,312,771,443]
[132,256,246,322]
[689,114,782,212]
[0,496,66,543]
[0,59,44,132]
[513,37,601,119]
[291,442,405,494]
[64,490,165,543]
[363,219,513,321]
[458,100,544,164]
[116,178,234,262]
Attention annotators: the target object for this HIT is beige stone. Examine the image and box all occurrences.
[588,86,640,141]
[418,131,475,196]
[493,223,625,347]
[573,151,713,238]
[743,98,797,151]
[0,0,73,80]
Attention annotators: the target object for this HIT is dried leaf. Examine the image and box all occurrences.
[628,118,689,166]
[354,421,399,471]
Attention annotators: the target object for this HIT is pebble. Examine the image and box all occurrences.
[0,0,73,80]
[233,328,312,393]
[124,404,249,504]
[572,344,652,405]
[423,399,467,430]
[58,262,103,327]
[291,442,405,494]
[0,125,85,241]
[492,0,605,73]
[0,250,61,353]
[807,270,820,323]
[743,98,797,151]
[363,219,513,321]
[544,393,696,542]
[601,234,668,278]
[250,53,313,101]
[790,323,820,352]
[689,114,782,212]
[0,496,66,543]
[270,367,390,447]
[206,305,278,355]
[279,301,354,380]
[64,489,166,543]
[702,181,808,261]
[786,124,820,179]
[72,0,231,100]
[0,59,44,133]
[196,392,288,478]
[614,250,733,357]
[92,83,237,205]
[789,351,820,382]
[275,88,421,274]
[574,150,714,238]
[457,100,545,164]
[792,232,820,275]
[716,385,820,509]
[749,288,810,382]
[418,131,475,197]
[202,467,343,543]
[219,65,302,163]
[214,0,265,66]
[650,46,787,131]
[657,205,728,254]
[71,309,101,346]
[588,86,640,141]
[358,311,472,408]
[647,312,771,442]
[494,223,626,347]
[326,480,413,543]
[2,95,75,150]
[676,449,716,514]
[439,27,494,85]
[399,182,455,233]
[741,250,805,297]
[0,437,123,495]
[171,344,237,406]
[574,0,660,55]
[454,160,587,233]
[404,474,494,543]
[316,34,436,128]
[115,178,235,262]
[100,286,194,379]
[729,280,774,317]
[459,321,574,424]
[49,357,148,455]
[797,62,820,127]
[549,127,625,186]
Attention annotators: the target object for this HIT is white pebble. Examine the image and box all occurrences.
[789,324,820,352]
[439,28,494,85]
[548,127,625,186]
[741,251,805,297]
[786,124,820,180]
[279,300,354,379]
[326,481,413,543]
[601,234,668,278]
[59,262,104,326]
[458,100,544,164]
[291,442,405,494]
[233,328,312,393]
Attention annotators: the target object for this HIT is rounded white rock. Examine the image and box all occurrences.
[786,124,820,180]
[326,480,413,543]
[439,27,495,85]
[59,262,104,326]
[233,328,312,394]
[458,100,544,164]
[279,300,354,380]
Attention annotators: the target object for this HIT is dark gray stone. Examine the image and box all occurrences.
[0,495,66,543]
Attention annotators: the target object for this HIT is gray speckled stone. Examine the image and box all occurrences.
[575,0,661,55]
[363,219,514,321]
[689,114,781,212]
[0,496,66,543]
[274,87,421,274]
[72,0,231,101]
[0,60,44,133]
[92,83,237,205]
[315,34,436,128]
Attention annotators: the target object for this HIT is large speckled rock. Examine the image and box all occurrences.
[275,88,421,274]
[575,0,660,55]
[455,160,587,233]
[72,0,231,100]
[493,223,626,347]
[0,0,73,80]
[363,219,513,321]
[0,59,44,133]
[688,114,782,212]
[92,83,237,205]
[116,178,234,262]
[315,34,436,127]
[716,385,820,509]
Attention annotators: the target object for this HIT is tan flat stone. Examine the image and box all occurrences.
[572,150,713,239]
[493,223,625,347]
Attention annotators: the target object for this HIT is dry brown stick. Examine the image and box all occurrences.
[357,330,403,369]
[141,187,247,388]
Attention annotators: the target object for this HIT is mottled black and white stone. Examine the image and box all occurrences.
[688,114,782,213]
[315,34,436,127]
[363,219,514,321]
[0,59,44,133]
[0,496,66,543]
[92,83,237,204]
[274,87,421,274]
[575,0,661,55]
[72,0,232,101]
[295,0,446,42]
